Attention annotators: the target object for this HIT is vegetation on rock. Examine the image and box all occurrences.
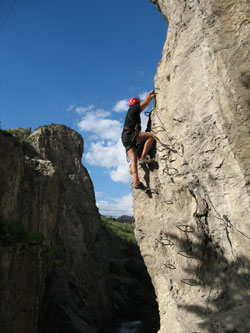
[0,219,45,247]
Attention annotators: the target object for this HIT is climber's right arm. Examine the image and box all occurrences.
[140,90,155,111]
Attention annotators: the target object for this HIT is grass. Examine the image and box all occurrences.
[6,128,31,141]
[101,216,139,259]
[3,128,41,158]
[101,216,136,242]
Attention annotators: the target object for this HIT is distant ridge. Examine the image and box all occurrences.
[116,215,134,224]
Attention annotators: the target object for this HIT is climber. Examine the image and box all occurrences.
[121,90,156,189]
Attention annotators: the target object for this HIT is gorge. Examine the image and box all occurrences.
[1,0,250,332]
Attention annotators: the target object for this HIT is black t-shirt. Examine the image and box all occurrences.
[122,103,141,132]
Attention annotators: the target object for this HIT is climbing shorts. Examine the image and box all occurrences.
[121,129,139,152]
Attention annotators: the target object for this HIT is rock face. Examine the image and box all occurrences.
[133,1,250,332]
[0,125,111,333]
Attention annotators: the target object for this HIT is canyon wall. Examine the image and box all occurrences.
[133,0,250,332]
[0,125,111,332]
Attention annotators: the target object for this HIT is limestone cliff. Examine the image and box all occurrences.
[133,1,250,332]
[0,125,111,332]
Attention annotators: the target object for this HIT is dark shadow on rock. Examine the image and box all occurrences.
[101,220,160,333]
[140,162,159,199]
[163,227,250,332]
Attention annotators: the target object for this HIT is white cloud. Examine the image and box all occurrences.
[141,112,149,131]
[110,165,131,183]
[75,104,94,114]
[85,140,124,168]
[77,110,121,141]
[95,192,105,198]
[75,103,130,184]
[67,104,95,114]
[139,91,148,101]
[85,140,130,184]
[96,193,133,217]
[113,99,128,112]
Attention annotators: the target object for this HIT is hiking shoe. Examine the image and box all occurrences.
[134,181,145,190]
[139,156,154,165]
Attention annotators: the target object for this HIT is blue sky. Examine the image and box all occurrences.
[0,0,167,217]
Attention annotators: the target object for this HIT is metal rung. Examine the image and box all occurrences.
[177,251,196,259]
[181,279,201,286]
[176,224,195,233]
[164,262,176,270]
[156,237,174,246]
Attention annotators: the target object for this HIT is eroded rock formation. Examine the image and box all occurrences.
[0,125,111,332]
[133,1,250,332]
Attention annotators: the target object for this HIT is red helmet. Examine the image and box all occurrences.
[128,97,141,106]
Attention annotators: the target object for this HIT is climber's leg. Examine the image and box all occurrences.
[137,132,155,158]
[127,147,139,182]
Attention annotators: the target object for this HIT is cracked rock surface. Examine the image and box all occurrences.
[132,1,250,332]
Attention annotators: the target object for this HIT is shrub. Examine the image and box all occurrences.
[0,220,45,247]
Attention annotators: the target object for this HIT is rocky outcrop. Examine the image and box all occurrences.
[133,1,250,332]
[0,125,111,332]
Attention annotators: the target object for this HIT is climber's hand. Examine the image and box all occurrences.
[149,90,156,99]
[140,90,156,111]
